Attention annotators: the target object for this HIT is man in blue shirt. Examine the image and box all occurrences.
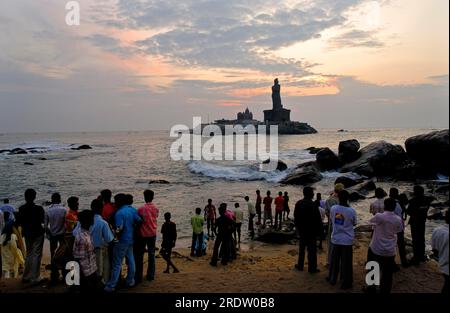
[105,194,141,292]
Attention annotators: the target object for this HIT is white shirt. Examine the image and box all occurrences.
[330,205,357,246]
[369,211,404,257]
[247,202,256,215]
[370,198,385,215]
[319,207,326,222]
[431,224,449,275]
[233,209,244,224]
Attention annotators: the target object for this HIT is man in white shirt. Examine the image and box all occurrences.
[431,210,449,294]
[370,188,387,215]
[233,203,244,244]
[327,190,357,289]
[245,196,256,239]
[367,198,404,293]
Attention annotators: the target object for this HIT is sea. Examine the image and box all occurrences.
[0,128,447,248]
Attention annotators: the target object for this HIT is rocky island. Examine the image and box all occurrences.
[198,79,317,135]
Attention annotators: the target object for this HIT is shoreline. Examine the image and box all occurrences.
[0,233,443,293]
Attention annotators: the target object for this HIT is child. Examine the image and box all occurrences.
[1,212,24,278]
[161,212,179,273]
[73,210,97,291]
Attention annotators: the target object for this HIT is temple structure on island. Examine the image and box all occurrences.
[198,79,317,135]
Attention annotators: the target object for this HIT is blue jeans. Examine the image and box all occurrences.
[105,242,135,291]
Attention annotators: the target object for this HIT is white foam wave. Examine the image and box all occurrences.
[187,160,289,182]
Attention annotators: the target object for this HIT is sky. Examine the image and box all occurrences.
[0,0,448,132]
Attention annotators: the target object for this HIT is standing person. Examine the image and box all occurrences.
[210,203,233,266]
[191,208,204,257]
[104,194,142,292]
[0,199,16,221]
[160,212,179,273]
[245,196,256,239]
[204,199,216,238]
[255,190,262,225]
[431,210,449,294]
[45,193,67,284]
[263,191,273,228]
[294,187,323,273]
[370,188,386,215]
[398,193,409,220]
[283,192,290,221]
[17,189,46,285]
[87,199,114,284]
[1,214,24,279]
[100,189,116,224]
[407,185,433,265]
[73,210,97,292]
[135,190,159,283]
[389,188,408,267]
[274,192,284,230]
[65,197,79,233]
[327,190,357,290]
[325,183,345,266]
[315,193,326,250]
[233,203,243,244]
[0,210,3,280]
[366,198,404,293]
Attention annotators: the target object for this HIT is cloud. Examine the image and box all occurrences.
[328,29,384,48]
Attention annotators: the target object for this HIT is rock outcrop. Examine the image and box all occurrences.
[316,148,340,171]
[280,161,323,185]
[338,139,361,163]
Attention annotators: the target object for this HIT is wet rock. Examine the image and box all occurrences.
[353,180,377,194]
[280,161,323,185]
[349,191,366,202]
[262,159,288,171]
[316,148,340,171]
[0,149,11,154]
[38,157,48,161]
[71,144,92,150]
[334,176,362,188]
[9,148,27,155]
[338,139,361,163]
[24,162,34,166]
[340,141,407,177]
[149,179,170,185]
[306,147,327,154]
[405,129,449,176]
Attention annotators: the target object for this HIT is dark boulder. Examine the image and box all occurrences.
[405,130,449,176]
[38,157,48,161]
[280,161,323,185]
[9,148,27,155]
[353,180,377,194]
[338,139,361,163]
[262,159,288,171]
[24,162,34,166]
[149,179,170,185]
[334,176,362,188]
[71,144,92,150]
[340,141,407,177]
[0,149,11,154]
[349,192,366,202]
[306,147,327,154]
[316,148,340,171]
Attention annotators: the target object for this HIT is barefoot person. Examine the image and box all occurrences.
[135,190,159,283]
[263,191,273,227]
[294,187,323,273]
[366,198,404,293]
[104,194,142,292]
[274,192,284,230]
[245,196,256,239]
[325,183,345,266]
[283,192,290,221]
[161,212,179,273]
[191,208,204,257]
[255,190,262,225]
[210,203,233,266]
[73,210,97,292]
[327,190,357,289]
[233,203,243,244]
[17,189,46,285]
[45,193,67,284]
[204,199,216,238]
[431,210,449,294]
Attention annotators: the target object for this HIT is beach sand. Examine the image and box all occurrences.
[0,232,443,293]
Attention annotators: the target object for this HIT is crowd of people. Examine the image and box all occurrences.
[0,183,448,294]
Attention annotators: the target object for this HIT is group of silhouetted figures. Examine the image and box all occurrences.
[0,183,448,294]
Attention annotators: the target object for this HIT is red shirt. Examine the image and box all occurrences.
[102,202,116,222]
[138,202,159,237]
[263,196,273,211]
[204,204,216,220]
[275,196,285,212]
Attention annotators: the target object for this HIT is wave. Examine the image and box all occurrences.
[187,160,290,182]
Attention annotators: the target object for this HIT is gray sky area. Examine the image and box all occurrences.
[0,0,448,132]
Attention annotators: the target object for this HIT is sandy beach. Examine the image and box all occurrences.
[0,232,443,294]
